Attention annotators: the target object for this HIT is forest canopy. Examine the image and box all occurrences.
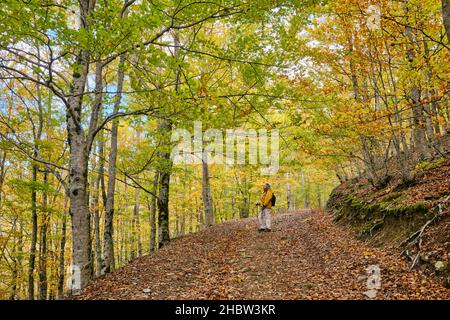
[0,0,448,299]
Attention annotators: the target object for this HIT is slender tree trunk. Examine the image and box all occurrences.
[58,196,68,299]
[404,2,429,160]
[16,222,24,299]
[175,207,180,238]
[132,132,142,258]
[38,171,49,299]
[202,155,214,226]
[238,175,250,218]
[197,196,203,231]
[316,185,322,209]
[189,209,193,234]
[103,53,126,273]
[149,172,158,252]
[28,44,46,300]
[131,186,141,259]
[92,141,102,276]
[117,216,122,266]
[301,171,310,209]
[28,163,38,300]
[0,151,6,206]
[10,221,22,300]
[286,173,291,211]
[231,192,236,219]
[443,0,450,42]
[422,37,442,152]
[131,205,136,260]
[98,133,107,208]
[97,132,106,271]
[135,186,142,256]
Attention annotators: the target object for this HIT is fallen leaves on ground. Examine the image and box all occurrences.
[77,211,450,300]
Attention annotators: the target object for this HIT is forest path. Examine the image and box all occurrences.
[79,211,450,300]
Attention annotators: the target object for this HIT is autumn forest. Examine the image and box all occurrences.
[0,0,449,300]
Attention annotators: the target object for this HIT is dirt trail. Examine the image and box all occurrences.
[78,211,450,300]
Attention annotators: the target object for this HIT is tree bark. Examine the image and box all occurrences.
[27,163,38,300]
[404,2,429,160]
[156,31,181,247]
[157,120,173,248]
[38,171,49,299]
[202,155,214,226]
[131,186,141,259]
[0,151,6,206]
[103,53,126,273]
[149,172,158,252]
[239,176,250,219]
[92,140,102,276]
[57,196,68,299]
[67,47,93,293]
[286,173,291,211]
[443,0,450,43]
[316,185,322,209]
[10,221,23,300]
[301,171,310,209]
[231,192,236,219]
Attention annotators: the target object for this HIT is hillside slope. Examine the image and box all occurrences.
[77,211,449,300]
[327,158,450,286]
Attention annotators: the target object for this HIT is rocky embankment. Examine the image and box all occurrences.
[326,158,450,287]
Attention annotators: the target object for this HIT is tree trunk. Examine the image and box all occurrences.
[443,0,450,42]
[0,151,6,206]
[157,120,173,248]
[132,186,141,259]
[239,176,249,218]
[118,216,124,266]
[360,135,383,187]
[404,2,429,160]
[202,155,214,226]
[231,192,236,219]
[67,49,93,293]
[149,172,158,252]
[286,173,291,211]
[68,142,92,293]
[189,209,193,234]
[10,222,23,300]
[156,31,180,247]
[103,53,126,274]
[65,0,103,294]
[38,171,49,299]
[301,171,310,209]
[98,133,107,208]
[316,185,322,209]
[27,163,38,300]
[92,140,102,276]
[58,197,68,299]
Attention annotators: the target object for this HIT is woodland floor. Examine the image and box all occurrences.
[78,211,450,300]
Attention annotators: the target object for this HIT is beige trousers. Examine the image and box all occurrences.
[258,208,271,229]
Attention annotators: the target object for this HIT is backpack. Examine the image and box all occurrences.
[271,193,276,206]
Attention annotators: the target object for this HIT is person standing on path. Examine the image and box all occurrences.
[257,183,274,232]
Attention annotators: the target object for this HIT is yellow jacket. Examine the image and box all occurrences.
[261,189,273,209]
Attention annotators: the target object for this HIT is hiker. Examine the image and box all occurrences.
[256,183,275,232]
